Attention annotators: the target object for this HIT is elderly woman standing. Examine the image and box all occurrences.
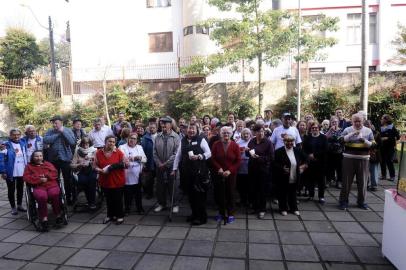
[274,135,307,216]
[94,135,126,224]
[247,124,274,219]
[325,116,344,188]
[236,128,252,206]
[211,126,241,223]
[379,114,400,182]
[119,133,147,215]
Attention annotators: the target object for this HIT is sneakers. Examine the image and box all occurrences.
[11,207,18,215]
[40,220,49,232]
[358,203,369,210]
[319,198,326,205]
[172,206,179,213]
[89,204,97,210]
[17,205,26,212]
[336,182,342,189]
[258,212,265,219]
[293,211,300,216]
[154,204,164,212]
[280,211,288,216]
[389,177,395,182]
[227,216,235,224]
[338,202,348,210]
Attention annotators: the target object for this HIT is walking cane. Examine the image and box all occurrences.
[222,176,227,226]
[169,170,177,222]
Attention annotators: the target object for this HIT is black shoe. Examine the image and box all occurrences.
[116,218,124,225]
[41,221,49,232]
[137,208,145,214]
[17,206,27,212]
[191,219,203,226]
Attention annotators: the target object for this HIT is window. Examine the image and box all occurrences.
[347,13,362,44]
[309,67,325,74]
[183,26,193,36]
[196,26,209,35]
[149,32,173,53]
[369,66,377,72]
[347,66,361,73]
[146,0,171,8]
[369,13,377,44]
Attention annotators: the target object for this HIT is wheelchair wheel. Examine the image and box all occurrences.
[25,187,41,231]
[58,179,69,225]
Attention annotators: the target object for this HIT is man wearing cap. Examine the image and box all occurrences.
[270,113,302,150]
[153,116,181,213]
[43,115,76,204]
[264,107,273,128]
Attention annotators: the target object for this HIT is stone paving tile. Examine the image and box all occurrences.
[214,241,246,258]
[128,225,161,237]
[29,232,67,246]
[0,242,20,257]
[249,230,279,243]
[332,221,366,233]
[98,251,141,270]
[140,215,167,225]
[2,218,31,230]
[172,256,209,270]
[309,232,345,245]
[34,247,78,264]
[5,244,48,261]
[316,245,357,262]
[64,248,109,267]
[187,228,217,241]
[364,265,397,270]
[115,237,153,252]
[325,264,363,270]
[0,228,18,240]
[360,222,383,234]
[74,223,108,234]
[352,247,389,264]
[220,219,247,230]
[100,224,134,236]
[0,258,27,270]
[3,230,40,243]
[210,258,245,270]
[248,219,275,230]
[53,222,83,233]
[157,226,189,239]
[282,245,319,262]
[372,233,382,245]
[20,262,58,270]
[352,212,382,222]
[0,217,14,226]
[147,238,183,255]
[303,221,335,232]
[248,243,282,260]
[275,220,305,231]
[325,212,356,222]
[56,233,94,248]
[180,240,214,257]
[85,235,123,250]
[249,260,285,270]
[218,229,247,242]
[279,231,312,245]
[133,253,175,270]
[299,211,327,221]
[286,262,324,270]
[340,233,379,247]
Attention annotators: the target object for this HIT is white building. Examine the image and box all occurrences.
[69,0,406,83]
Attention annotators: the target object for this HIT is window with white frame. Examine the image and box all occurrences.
[347,13,362,44]
[369,13,377,44]
[146,0,171,8]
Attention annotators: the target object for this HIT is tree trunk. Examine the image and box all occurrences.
[258,53,263,115]
[102,78,111,127]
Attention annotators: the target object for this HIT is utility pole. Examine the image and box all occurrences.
[296,0,302,120]
[48,16,57,82]
[361,0,369,117]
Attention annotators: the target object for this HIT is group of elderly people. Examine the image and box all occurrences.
[0,107,399,230]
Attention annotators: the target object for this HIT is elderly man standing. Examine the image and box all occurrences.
[43,115,76,205]
[153,117,180,213]
[270,113,302,150]
[22,125,43,160]
[88,118,114,149]
[339,113,375,210]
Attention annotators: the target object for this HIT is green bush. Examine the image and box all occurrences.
[167,88,202,120]
[309,88,347,122]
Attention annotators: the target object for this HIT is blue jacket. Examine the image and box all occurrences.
[141,132,155,170]
[21,135,43,151]
[1,140,28,181]
[43,127,76,162]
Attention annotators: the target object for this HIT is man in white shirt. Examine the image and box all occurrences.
[270,113,302,150]
[22,125,43,161]
[88,118,114,148]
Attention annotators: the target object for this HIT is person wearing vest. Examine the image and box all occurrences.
[339,113,375,211]
[0,128,28,215]
[153,117,180,213]
[94,135,126,225]
[173,123,211,225]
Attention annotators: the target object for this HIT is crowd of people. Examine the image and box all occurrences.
[0,107,401,231]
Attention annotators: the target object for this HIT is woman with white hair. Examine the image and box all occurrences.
[236,128,252,206]
[321,120,330,134]
[211,126,241,224]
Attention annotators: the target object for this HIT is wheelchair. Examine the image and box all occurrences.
[72,172,104,213]
[25,178,69,232]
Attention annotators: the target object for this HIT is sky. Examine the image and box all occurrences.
[0,0,69,42]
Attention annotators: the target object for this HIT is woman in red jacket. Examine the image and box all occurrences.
[23,150,62,232]
[94,135,126,225]
[211,126,241,224]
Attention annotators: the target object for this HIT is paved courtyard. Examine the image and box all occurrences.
[0,180,398,270]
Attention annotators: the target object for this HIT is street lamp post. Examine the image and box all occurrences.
[361,0,369,117]
[297,0,302,120]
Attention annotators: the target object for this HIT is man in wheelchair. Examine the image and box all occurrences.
[23,150,65,232]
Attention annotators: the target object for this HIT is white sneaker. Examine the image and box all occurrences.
[293,211,300,216]
[258,212,265,219]
[281,211,288,216]
[172,206,179,213]
[154,204,164,212]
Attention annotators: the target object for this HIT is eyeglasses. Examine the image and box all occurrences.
[129,137,137,140]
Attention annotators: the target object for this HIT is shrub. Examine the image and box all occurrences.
[167,88,202,120]
[309,88,347,122]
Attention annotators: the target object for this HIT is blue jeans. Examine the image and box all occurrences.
[369,162,379,187]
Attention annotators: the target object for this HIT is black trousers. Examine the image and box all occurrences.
[249,171,267,212]
[307,164,325,199]
[124,184,143,212]
[380,149,396,178]
[237,174,250,205]
[77,171,97,205]
[7,177,24,208]
[214,175,236,216]
[327,153,343,183]
[142,169,155,197]
[103,187,124,219]
[188,186,207,223]
[278,182,298,212]
[52,160,74,201]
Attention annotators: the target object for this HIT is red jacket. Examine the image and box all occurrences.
[95,149,125,189]
[23,161,59,189]
[211,140,241,175]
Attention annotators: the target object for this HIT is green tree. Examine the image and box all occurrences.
[182,0,338,113]
[309,88,347,122]
[391,24,406,65]
[39,38,71,68]
[167,88,202,120]
[0,28,45,78]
